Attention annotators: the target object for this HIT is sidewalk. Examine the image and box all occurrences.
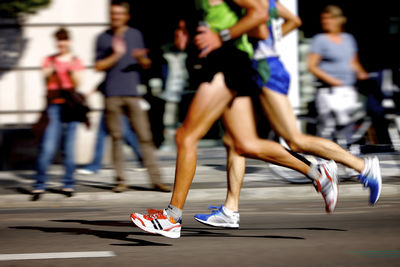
[1,147,400,208]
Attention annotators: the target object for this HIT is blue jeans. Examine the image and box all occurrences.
[34,104,78,190]
[83,112,143,172]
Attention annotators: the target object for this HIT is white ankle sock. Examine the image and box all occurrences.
[166,204,182,221]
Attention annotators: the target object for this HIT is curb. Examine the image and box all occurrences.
[0,184,398,208]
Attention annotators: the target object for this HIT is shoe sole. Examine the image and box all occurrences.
[362,157,382,205]
[130,214,181,239]
[369,158,382,205]
[194,217,239,229]
[370,184,381,205]
[323,161,338,213]
[61,190,74,197]
[325,183,338,213]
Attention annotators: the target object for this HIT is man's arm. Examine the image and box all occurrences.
[132,48,152,70]
[247,0,269,40]
[194,0,268,58]
[95,35,126,71]
[276,1,302,37]
[228,0,269,40]
[131,30,152,70]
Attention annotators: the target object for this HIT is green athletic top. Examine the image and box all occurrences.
[195,0,253,58]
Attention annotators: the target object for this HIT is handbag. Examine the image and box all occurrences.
[50,56,90,125]
[60,89,90,124]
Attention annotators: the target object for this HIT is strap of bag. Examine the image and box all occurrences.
[49,55,77,90]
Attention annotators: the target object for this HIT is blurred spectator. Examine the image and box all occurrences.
[307,5,390,144]
[77,110,145,175]
[94,0,170,193]
[31,27,84,199]
[156,19,190,140]
[160,19,189,104]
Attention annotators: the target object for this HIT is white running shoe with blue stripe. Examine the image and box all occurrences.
[194,205,240,228]
[313,160,338,213]
[359,156,382,205]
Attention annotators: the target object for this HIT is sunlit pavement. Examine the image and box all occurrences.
[1,146,400,207]
[0,147,399,266]
[0,198,399,266]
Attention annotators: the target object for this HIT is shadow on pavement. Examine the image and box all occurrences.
[11,219,349,242]
[52,219,132,227]
[53,219,339,240]
[51,219,346,233]
[14,187,32,195]
[10,226,171,247]
[77,179,167,192]
[181,228,305,240]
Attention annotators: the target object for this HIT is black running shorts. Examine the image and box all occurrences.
[188,43,262,97]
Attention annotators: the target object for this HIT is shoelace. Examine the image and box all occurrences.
[143,209,166,220]
[147,208,163,215]
[358,158,370,187]
[206,205,226,216]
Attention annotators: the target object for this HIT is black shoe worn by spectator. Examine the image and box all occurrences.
[153,183,172,192]
[112,183,129,193]
[31,189,44,201]
[61,188,75,197]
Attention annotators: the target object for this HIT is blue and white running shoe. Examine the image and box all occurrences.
[359,156,382,205]
[194,205,240,228]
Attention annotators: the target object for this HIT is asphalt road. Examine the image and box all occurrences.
[1,196,399,267]
[1,148,400,266]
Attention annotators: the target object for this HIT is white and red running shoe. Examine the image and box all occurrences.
[313,160,338,213]
[131,209,182,239]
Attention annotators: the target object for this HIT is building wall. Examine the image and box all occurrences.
[0,0,110,163]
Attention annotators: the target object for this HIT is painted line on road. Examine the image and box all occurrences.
[349,250,400,258]
[0,251,115,261]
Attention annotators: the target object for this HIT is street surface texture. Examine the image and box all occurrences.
[0,198,399,266]
[0,147,399,266]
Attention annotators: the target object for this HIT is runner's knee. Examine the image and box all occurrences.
[175,126,197,149]
[233,139,260,157]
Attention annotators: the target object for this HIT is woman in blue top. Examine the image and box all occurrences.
[308,5,370,131]
[308,5,369,87]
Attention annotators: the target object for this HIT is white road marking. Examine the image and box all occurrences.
[0,251,115,261]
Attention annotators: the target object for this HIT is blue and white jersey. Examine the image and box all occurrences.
[253,0,281,60]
